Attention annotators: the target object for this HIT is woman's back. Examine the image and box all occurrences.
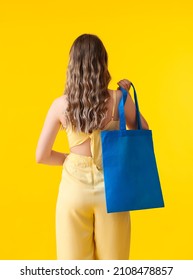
[58,89,122,169]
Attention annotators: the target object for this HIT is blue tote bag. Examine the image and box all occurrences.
[100,83,165,213]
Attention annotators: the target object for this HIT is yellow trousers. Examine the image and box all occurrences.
[55,152,131,260]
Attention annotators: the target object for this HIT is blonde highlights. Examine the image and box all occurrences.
[63,34,112,134]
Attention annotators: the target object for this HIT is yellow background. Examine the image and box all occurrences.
[0,0,193,259]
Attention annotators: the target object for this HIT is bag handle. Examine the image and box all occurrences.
[118,82,142,130]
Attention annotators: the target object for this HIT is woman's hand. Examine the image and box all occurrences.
[117,79,132,92]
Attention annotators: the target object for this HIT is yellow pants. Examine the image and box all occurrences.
[55,152,131,260]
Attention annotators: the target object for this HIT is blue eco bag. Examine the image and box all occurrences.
[100,83,165,213]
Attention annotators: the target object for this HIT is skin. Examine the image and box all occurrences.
[35,79,149,166]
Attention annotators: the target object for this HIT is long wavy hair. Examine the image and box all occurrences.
[62,33,112,134]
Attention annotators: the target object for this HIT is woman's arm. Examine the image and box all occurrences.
[35,97,68,165]
[124,90,149,130]
[117,79,149,130]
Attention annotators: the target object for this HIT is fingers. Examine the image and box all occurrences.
[117,79,132,91]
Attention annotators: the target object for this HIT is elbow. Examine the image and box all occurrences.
[36,156,42,164]
[133,119,149,130]
[36,150,50,164]
[141,116,149,130]
[142,122,149,130]
[35,151,44,164]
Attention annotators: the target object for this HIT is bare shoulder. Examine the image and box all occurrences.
[113,89,122,104]
[51,95,67,113]
[115,89,122,98]
[53,94,67,105]
[108,88,122,99]
[115,88,131,102]
[51,95,68,127]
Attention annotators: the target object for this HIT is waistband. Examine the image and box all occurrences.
[65,152,95,167]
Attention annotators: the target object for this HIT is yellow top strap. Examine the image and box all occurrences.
[111,90,116,119]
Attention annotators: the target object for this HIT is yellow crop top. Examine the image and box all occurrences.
[64,90,120,170]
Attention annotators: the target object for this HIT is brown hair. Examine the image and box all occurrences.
[62,33,112,134]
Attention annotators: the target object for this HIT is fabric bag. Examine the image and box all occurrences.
[100,83,165,213]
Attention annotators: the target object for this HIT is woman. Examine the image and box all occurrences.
[36,33,149,260]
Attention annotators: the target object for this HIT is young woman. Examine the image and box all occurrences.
[36,34,149,260]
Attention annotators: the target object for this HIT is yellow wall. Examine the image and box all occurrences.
[0,0,193,259]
